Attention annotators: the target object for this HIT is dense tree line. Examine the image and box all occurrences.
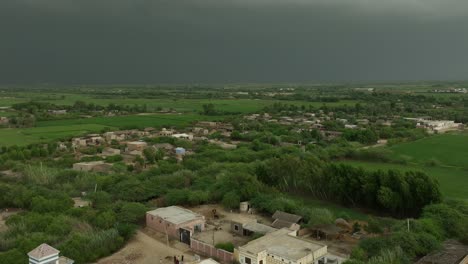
[255,155,441,217]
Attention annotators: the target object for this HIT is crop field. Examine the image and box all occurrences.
[36,113,219,129]
[0,92,358,113]
[0,124,113,146]
[339,160,468,200]
[0,113,222,146]
[389,133,468,168]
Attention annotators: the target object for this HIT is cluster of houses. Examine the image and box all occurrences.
[244,111,393,141]
[405,118,464,134]
[431,88,467,94]
[65,122,237,173]
[145,205,346,264]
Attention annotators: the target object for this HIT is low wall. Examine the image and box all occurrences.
[190,238,233,263]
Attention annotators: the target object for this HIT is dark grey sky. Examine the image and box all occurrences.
[1,0,467,84]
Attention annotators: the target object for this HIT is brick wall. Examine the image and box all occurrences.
[190,238,233,263]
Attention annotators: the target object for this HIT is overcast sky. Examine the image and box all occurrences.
[1,0,467,84]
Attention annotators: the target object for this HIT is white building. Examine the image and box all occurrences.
[28,243,74,264]
[238,229,329,264]
[172,133,194,141]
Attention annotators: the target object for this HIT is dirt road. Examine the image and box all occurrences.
[96,229,194,264]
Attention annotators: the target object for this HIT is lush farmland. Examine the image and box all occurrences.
[2,93,358,113]
[0,124,113,146]
[0,114,220,146]
[389,133,468,168]
[37,113,219,129]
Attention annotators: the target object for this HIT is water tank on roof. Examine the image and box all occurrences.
[175,147,186,155]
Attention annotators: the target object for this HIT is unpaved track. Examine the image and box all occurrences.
[96,230,193,264]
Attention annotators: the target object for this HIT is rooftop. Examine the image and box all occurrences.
[272,211,302,223]
[239,229,326,261]
[243,221,277,234]
[147,206,204,225]
[74,161,105,166]
[28,243,60,260]
[415,240,468,264]
[199,259,220,264]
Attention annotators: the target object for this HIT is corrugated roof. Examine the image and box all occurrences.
[271,219,295,229]
[272,211,302,223]
[28,243,60,260]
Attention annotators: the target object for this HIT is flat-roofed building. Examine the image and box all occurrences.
[127,141,148,151]
[146,206,205,244]
[238,229,328,264]
[72,161,112,173]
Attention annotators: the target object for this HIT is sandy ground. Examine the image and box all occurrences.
[0,209,22,233]
[96,229,195,264]
[189,204,272,246]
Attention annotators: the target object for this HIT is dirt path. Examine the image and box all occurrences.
[96,229,194,264]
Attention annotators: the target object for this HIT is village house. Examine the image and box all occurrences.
[72,161,112,173]
[28,243,74,264]
[344,124,358,129]
[172,133,194,141]
[153,143,175,152]
[0,116,9,125]
[231,219,277,236]
[101,147,121,157]
[86,134,105,146]
[209,140,237,150]
[237,229,331,264]
[271,211,302,231]
[159,128,175,137]
[126,141,148,151]
[48,109,67,115]
[103,131,126,142]
[193,127,210,135]
[146,206,205,244]
[356,119,370,125]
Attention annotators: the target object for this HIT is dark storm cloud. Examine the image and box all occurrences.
[1,0,467,84]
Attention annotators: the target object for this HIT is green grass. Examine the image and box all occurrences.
[36,113,219,129]
[0,124,113,146]
[0,92,358,113]
[389,133,468,168]
[0,113,222,146]
[338,160,468,200]
[291,194,370,220]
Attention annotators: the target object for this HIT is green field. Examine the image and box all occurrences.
[0,113,221,146]
[0,92,358,113]
[0,124,114,146]
[339,160,468,200]
[389,133,468,168]
[37,113,218,129]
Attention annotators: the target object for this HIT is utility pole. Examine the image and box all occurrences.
[407,218,410,232]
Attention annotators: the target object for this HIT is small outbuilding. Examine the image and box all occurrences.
[28,243,74,264]
[271,211,302,231]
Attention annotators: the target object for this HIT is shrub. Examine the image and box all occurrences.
[215,242,234,253]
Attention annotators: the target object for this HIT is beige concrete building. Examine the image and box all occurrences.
[146,206,205,245]
[127,141,148,151]
[238,229,328,264]
[72,161,112,173]
[102,147,121,156]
